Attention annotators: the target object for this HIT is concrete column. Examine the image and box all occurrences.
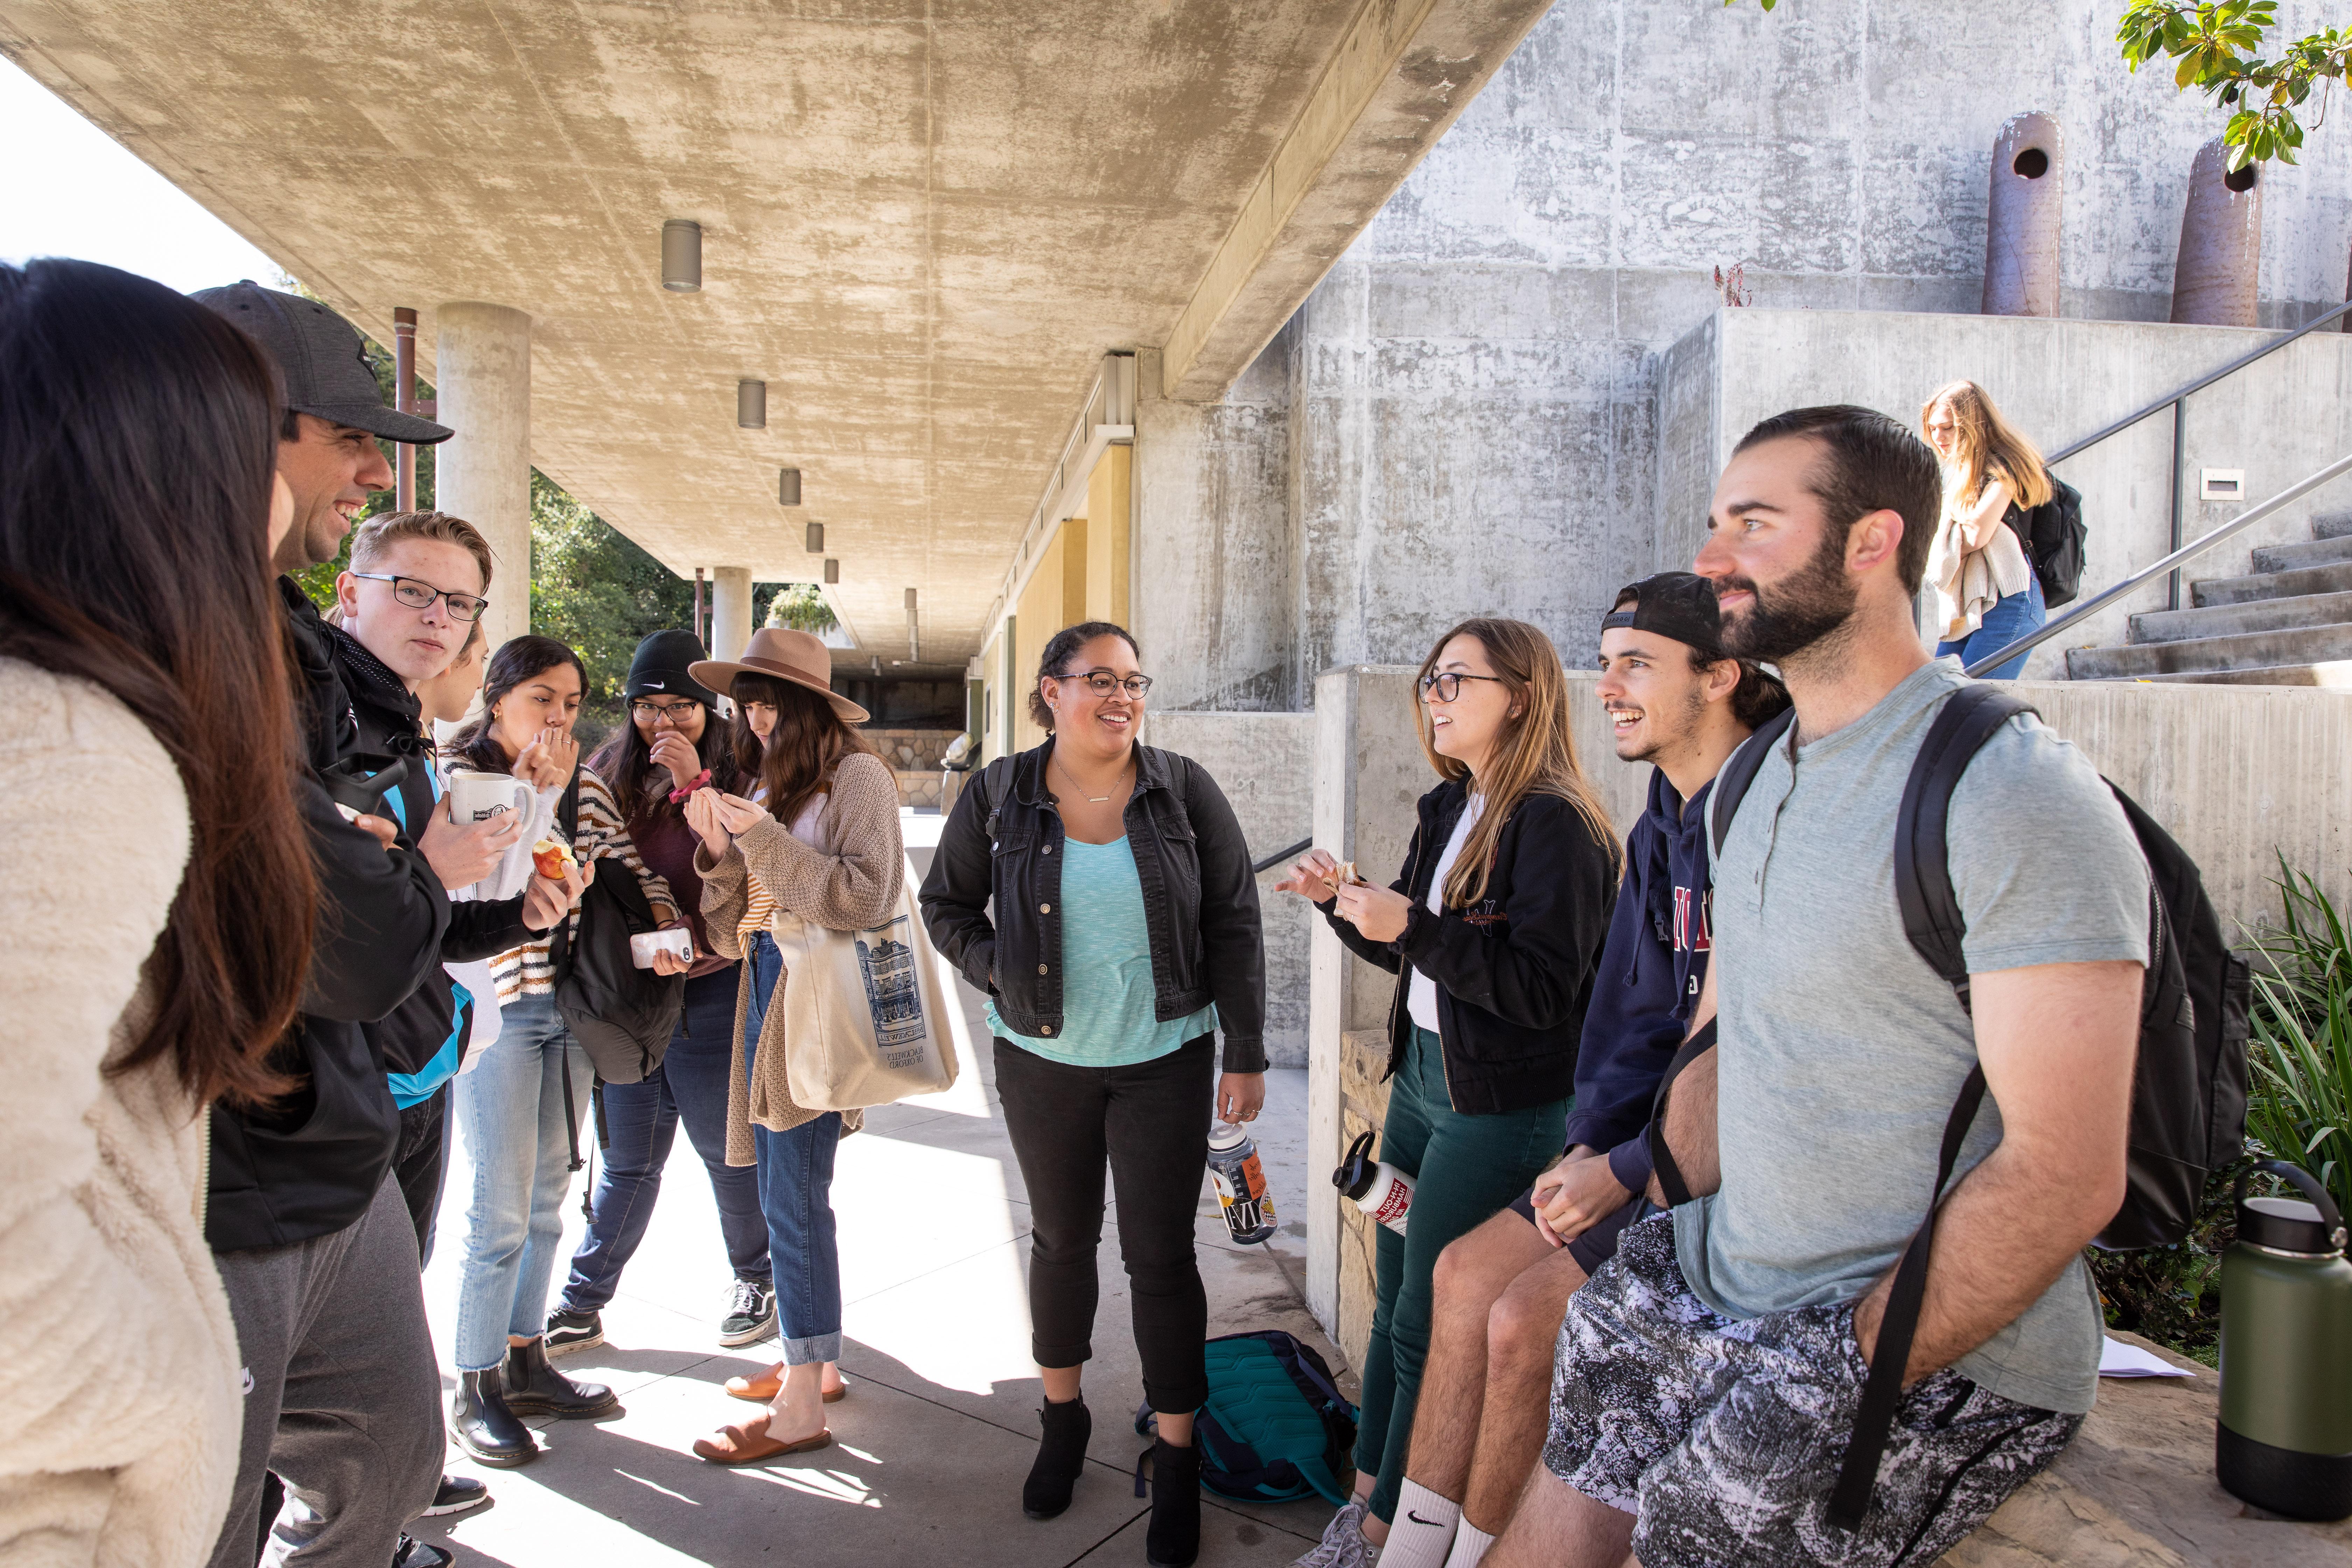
[434,303,533,654]
[711,566,754,663]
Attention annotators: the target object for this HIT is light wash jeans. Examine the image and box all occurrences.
[452,991,590,1372]
[1937,572,2047,680]
[746,930,844,1366]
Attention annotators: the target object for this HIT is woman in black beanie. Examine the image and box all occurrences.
[541,631,776,1356]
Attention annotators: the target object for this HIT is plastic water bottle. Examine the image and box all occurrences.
[1207,1122,1278,1245]
[1333,1129,1414,1236]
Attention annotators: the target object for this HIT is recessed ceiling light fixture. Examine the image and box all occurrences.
[738,380,766,428]
[805,521,824,553]
[661,219,702,292]
[778,468,802,506]
[823,558,839,584]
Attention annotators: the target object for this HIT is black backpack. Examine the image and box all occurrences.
[2005,476,2088,608]
[1696,685,2249,1531]
[546,771,685,1089]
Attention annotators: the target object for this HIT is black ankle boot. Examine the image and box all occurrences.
[1146,1436,1200,1567]
[448,1368,536,1467]
[499,1337,619,1419]
[1022,1397,1092,1520]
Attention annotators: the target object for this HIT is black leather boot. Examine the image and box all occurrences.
[1021,1396,1092,1519]
[448,1368,536,1467]
[500,1336,620,1419]
[1145,1437,1200,1567]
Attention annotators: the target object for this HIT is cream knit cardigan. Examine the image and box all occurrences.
[0,661,241,1566]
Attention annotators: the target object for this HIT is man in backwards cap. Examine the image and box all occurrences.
[188,283,521,1568]
[1334,576,1787,1568]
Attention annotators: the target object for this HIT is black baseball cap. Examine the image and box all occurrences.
[1601,572,1727,660]
[190,281,453,445]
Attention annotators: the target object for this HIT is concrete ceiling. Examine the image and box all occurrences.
[0,0,1552,666]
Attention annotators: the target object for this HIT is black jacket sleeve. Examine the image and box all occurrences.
[1396,796,1613,1037]
[918,768,999,996]
[1312,819,1424,974]
[298,775,451,1024]
[442,897,532,964]
[1182,760,1267,1074]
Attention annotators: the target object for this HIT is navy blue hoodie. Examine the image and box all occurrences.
[1566,768,1716,1195]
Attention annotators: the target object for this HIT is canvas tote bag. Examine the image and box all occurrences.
[772,852,960,1111]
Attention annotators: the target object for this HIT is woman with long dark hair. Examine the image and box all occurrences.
[542,631,778,1357]
[439,635,688,1467]
[1276,617,1618,1568]
[0,258,315,1562]
[674,628,902,1466]
[920,620,1267,1568]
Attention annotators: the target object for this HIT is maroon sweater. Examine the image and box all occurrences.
[627,779,735,979]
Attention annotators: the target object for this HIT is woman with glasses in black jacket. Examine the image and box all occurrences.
[919,620,1266,1568]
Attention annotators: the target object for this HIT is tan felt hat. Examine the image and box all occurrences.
[690,627,869,723]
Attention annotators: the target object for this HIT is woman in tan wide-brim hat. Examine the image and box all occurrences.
[677,626,902,1466]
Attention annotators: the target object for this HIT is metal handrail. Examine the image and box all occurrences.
[2043,298,2352,610]
[1963,452,2352,677]
[1252,836,1313,875]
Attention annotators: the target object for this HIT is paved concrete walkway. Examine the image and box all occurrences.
[411,815,1343,1567]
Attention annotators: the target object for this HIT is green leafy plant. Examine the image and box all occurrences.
[763,582,838,634]
[2244,856,2352,1220]
[2117,2,2349,168]
[2088,1151,2255,1366]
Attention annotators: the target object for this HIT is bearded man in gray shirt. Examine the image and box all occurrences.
[1487,406,2148,1568]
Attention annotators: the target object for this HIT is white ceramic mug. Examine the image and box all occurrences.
[449,772,532,824]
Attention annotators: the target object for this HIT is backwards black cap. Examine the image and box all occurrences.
[190,281,453,445]
[1601,571,1726,660]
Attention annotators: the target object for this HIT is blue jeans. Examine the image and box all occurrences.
[1937,572,2046,680]
[559,964,769,1312]
[451,992,590,1372]
[746,931,843,1366]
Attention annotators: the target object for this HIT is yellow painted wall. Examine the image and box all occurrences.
[1083,444,1130,627]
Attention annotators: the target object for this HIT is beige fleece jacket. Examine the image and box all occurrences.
[0,661,241,1567]
[698,752,903,1164]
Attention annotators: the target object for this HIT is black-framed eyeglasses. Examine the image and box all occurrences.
[1056,669,1153,700]
[629,698,703,722]
[349,572,488,622]
[1418,671,1508,703]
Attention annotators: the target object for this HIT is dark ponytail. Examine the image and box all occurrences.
[1028,620,1140,731]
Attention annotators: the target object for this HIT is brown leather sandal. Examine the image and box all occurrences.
[725,1363,847,1404]
[692,1415,833,1465]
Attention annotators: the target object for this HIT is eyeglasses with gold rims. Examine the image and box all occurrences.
[1418,671,1508,703]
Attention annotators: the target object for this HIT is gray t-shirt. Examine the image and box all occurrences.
[1673,658,2148,1415]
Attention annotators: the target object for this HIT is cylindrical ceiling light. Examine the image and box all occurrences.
[904,587,918,610]
[823,558,839,584]
[737,380,766,428]
[805,520,824,553]
[778,467,802,506]
[661,219,702,292]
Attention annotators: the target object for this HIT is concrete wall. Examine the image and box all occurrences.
[1301,665,2352,1342]
[1142,710,1316,1069]
[1654,308,2352,676]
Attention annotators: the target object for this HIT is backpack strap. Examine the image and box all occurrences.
[1710,706,1797,859]
[976,755,1018,840]
[1646,1017,1717,1208]
[1828,683,2033,1532]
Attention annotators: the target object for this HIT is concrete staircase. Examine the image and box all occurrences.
[2066,510,2352,686]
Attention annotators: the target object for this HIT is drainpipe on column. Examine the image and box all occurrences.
[1982,113,2063,317]
[2171,136,2263,328]
[694,567,707,649]
[393,308,419,510]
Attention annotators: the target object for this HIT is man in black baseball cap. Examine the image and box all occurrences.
[191,281,451,574]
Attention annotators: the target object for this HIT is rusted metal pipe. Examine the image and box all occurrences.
[2171,137,2262,327]
[694,566,706,648]
[392,307,418,511]
[1983,112,2063,317]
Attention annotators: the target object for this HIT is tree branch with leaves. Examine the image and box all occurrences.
[2115,2,2343,168]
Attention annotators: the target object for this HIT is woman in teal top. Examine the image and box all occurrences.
[920,621,1268,1568]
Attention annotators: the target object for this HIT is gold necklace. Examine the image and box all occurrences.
[1052,754,1125,804]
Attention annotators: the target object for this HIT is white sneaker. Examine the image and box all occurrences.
[1292,1499,1378,1567]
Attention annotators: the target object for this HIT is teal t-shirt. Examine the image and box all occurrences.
[988,835,1217,1068]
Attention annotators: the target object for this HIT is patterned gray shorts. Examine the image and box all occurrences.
[1544,1217,2080,1568]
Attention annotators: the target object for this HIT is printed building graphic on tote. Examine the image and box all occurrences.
[855,915,929,1065]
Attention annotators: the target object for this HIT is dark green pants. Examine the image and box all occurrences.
[1354,1025,1567,1522]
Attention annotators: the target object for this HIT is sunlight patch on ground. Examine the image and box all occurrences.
[434,1467,717,1565]
[844,1240,1038,1395]
[736,1465,881,1507]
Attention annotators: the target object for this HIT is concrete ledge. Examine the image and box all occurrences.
[1946,1334,2352,1567]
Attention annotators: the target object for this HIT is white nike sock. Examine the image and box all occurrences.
[1380,1480,1462,1568]
[1442,1520,1497,1568]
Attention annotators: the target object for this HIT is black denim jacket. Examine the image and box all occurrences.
[918,740,1267,1072]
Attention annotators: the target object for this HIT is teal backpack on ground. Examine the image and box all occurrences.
[1134,1330,1358,1505]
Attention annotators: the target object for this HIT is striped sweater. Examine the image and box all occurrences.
[477,765,680,1002]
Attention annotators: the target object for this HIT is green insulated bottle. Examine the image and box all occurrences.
[2218,1160,2352,1520]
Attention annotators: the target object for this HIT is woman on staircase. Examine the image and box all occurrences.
[1921,380,2054,680]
